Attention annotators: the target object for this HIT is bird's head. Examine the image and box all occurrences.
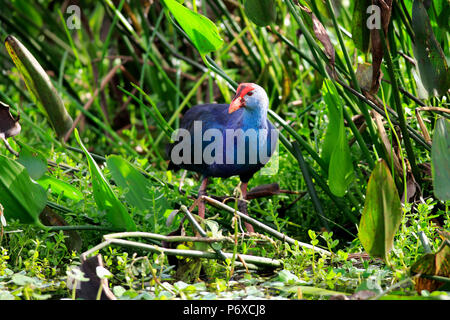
[228,83,269,114]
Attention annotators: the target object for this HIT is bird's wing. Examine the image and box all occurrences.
[167,104,243,169]
[179,104,243,132]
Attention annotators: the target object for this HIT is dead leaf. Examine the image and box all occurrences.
[419,162,432,177]
[298,5,336,78]
[415,109,432,144]
[401,172,421,203]
[370,0,393,93]
[437,228,450,241]
[411,240,450,293]
[356,63,384,92]
[0,101,21,140]
[372,110,403,177]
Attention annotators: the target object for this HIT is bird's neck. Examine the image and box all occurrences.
[242,106,268,130]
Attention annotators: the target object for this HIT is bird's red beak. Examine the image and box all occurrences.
[228,83,255,114]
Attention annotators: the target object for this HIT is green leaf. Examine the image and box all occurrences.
[106,155,169,232]
[0,155,47,225]
[359,160,402,261]
[321,81,342,167]
[431,118,450,201]
[322,80,354,197]
[37,175,83,202]
[17,143,47,181]
[411,0,450,97]
[74,129,136,231]
[244,0,277,27]
[4,35,73,138]
[106,155,163,211]
[161,0,223,55]
[351,0,371,53]
[277,269,301,284]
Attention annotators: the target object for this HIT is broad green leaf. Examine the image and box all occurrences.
[322,80,354,197]
[74,129,136,231]
[431,118,450,201]
[351,0,371,53]
[4,35,73,138]
[359,160,402,261]
[328,131,354,197]
[244,0,277,27]
[411,0,450,97]
[106,155,164,211]
[17,142,47,181]
[106,155,170,233]
[162,0,223,55]
[321,80,342,167]
[0,155,47,226]
[37,175,83,202]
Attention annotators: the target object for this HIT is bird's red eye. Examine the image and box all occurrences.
[247,91,254,96]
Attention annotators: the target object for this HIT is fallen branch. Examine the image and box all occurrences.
[104,231,233,244]
[202,195,331,256]
[81,237,281,269]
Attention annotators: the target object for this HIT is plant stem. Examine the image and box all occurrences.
[46,225,123,232]
[379,29,421,184]
[292,142,330,231]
